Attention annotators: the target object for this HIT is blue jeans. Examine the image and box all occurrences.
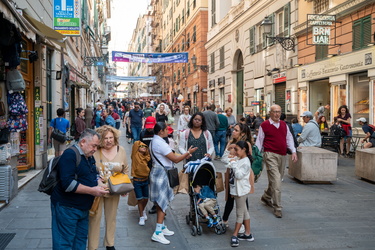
[133,179,149,200]
[214,130,227,157]
[51,202,89,250]
[131,126,142,142]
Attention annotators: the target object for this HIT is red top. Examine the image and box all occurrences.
[111,112,120,120]
[261,120,287,155]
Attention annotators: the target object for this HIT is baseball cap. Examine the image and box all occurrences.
[300,111,313,117]
[356,117,367,123]
[144,116,157,129]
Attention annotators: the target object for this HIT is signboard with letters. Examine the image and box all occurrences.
[53,0,81,36]
[307,14,337,46]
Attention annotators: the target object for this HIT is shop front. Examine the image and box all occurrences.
[298,47,375,128]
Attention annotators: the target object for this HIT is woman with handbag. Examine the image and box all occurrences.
[336,105,352,157]
[48,108,70,157]
[150,122,197,245]
[178,112,214,162]
[88,125,129,250]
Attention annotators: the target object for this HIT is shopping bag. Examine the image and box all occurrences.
[108,173,134,195]
[89,197,101,217]
[177,171,189,194]
[216,172,224,193]
[127,190,138,206]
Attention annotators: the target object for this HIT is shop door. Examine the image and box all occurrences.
[274,82,286,112]
[309,80,330,120]
[236,70,244,116]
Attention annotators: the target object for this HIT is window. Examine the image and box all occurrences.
[266,13,275,47]
[193,0,196,9]
[316,45,328,60]
[314,0,329,14]
[249,26,256,54]
[211,0,216,27]
[219,46,224,69]
[210,53,215,73]
[283,3,290,36]
[182,9,185,24]
[353,15,371,50]
[186,33,190,48]
[193,25,196,42]
[182,39,185,51]
[187,0,190,17]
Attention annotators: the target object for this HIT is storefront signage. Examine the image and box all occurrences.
[272,72,286,84]
[34,87,40,145]
[53,0,81,36]
[298,48,373,82]
[251,101,260,106]
[307,14,337,45]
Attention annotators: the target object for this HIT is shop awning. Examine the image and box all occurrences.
[23,13,66,48]
[0,0,36,42]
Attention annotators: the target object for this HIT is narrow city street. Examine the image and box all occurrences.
[0,119,375,249]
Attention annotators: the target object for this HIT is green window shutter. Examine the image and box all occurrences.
[284,2,290,37]
[210,53,215,73]
[250,26,255,54]
[268,13,275,46]
[352,20,361,50]
[316,45,328,60]
[363,16,371,47]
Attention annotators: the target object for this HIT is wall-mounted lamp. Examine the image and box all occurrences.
[191,55,209,73]
[22,50,39,63]
[294,64,303,67]
[266,68,280,76]
[56,71,62,80]
[261,16,295,52]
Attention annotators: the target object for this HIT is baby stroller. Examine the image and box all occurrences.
[185,161,226,236]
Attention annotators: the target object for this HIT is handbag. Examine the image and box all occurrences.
[51,119,66,143]
[108,172,134,195]
[177,171,189,194]
[150,142,179,188]
[216,172,224,193]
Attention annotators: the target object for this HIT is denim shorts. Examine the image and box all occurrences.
[133,179,149,200]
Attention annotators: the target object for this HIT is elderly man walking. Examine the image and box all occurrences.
[255,105,297,218]
[298,111,321,147]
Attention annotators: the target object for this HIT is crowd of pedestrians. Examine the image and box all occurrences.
[47,98,375,249]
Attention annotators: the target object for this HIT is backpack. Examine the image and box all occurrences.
[369,124,375,131]
[251,145,263,183]
[38,146,81,195]
[330,124,346,138]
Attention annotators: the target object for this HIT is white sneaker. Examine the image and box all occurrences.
[239,224,245,234]
[139,217,145,226]
[162,227,175,236]
[143,210,148,220]
[151,232,170,245]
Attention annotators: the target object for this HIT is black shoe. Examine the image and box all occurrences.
[149,205,157,214]
[231,236,239,247]
[238,233,255,242]
[106,247,116,250]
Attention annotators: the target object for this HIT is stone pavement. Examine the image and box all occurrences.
[1,123,375,249]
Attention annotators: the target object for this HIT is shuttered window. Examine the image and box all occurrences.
[316,45,328,60]
[249,26,255,54]
[210,53,215,73]
[284,3,290,37]
[219,46,224,69]
[353,16,372,50]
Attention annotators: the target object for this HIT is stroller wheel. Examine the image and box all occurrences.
[197,225,202,235]
[214,226,222,235]
[186,215,190,225]
[221,224,227,234]
[191,225,197,236]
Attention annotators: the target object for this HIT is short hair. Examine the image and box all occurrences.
[78,128,100,143]
[225,107,233,113]
[188,112,207,131]
[154,122,167,134]
[280,113,286,121]
[291,118,298,124]
[95,125,120,148]
[56,108,65,117]
[134,102,140,106]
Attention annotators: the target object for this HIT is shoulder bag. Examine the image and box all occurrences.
[101,148,134,195]
[150,142,179,188]
[51,118,67,143]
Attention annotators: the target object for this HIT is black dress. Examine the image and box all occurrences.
[156,112,168,123]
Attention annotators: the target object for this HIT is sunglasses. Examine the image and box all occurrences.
[139,145,147,148]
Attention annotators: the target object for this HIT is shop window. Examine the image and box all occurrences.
[351,74,369,128]
[219,87,225,109]
[316,45,328,60]
[211,89,215,102]
[353,16,371,50]
[255,88,265,117]
[332,84,346,123]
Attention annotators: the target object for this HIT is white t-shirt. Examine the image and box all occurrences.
[151,135,173,168]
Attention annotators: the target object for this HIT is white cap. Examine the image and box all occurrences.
[300,111,313,117]
[356,117,366,123]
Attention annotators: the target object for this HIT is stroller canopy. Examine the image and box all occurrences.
[191,161,216,193]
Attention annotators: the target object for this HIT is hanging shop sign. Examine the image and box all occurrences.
[53,0,81,36]
[112,51,188,63]
[306,14,337,45]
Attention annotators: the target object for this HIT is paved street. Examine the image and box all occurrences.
[1,122,375,249]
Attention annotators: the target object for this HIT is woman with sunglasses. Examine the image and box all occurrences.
[150,122,197,245]
[88,125,129,250]
[178,112,214,162]
[221,123,253,229]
